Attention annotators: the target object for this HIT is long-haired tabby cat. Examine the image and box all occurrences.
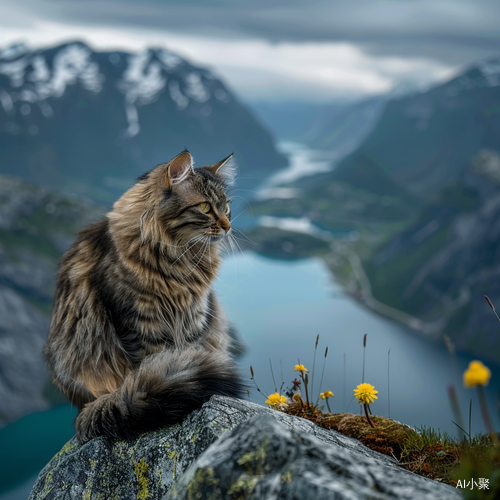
[45,151,243,442]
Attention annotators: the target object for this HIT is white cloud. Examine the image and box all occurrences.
[0,20,458,101]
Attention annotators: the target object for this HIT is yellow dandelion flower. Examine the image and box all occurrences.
[320,390,334,399]
[292,394,302,402]
[354,383,378,404]
[265,392,287,405]
[463,360,491,388]
[294,364,308,373]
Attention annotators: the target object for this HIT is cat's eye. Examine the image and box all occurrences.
[225,204,230,215]
[199,202,211,213]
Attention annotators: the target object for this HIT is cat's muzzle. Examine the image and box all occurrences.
[210,228,229,243]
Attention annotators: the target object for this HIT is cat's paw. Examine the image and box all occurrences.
[75,405,101,443]
[75,393,126,443]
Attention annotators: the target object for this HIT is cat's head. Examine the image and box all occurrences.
[109,151,236,253]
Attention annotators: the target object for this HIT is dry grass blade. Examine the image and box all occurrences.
[485,295,500,323]
[269,359,277,392]
[311,334,320,398]
[317,346,329,403]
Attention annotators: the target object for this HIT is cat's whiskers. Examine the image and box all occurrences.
[161,234,203,253]
[227,194,254,216]
[183,238,210,279]
[157,235,202,261]
[170,235,205,266]
[189,235,209,262]
[219,239,230,257]
[230,233,246,255]
[228,232,260,272]
[206,231,224,270]
[231,234,257,269]
[229,210,247,225]
[208,235,213,270]
[159,234,204,251]
[231,227,256,245]
[227,233,239,261]
[228,188,257,195]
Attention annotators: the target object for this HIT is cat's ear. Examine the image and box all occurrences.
[205,153,236,185]
[164,151,194,187]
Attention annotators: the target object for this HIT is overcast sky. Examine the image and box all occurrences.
[1,0,499,102]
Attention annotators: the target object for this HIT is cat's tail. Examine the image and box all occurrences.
[75,348,243,442]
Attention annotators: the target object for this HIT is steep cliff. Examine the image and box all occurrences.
[364,150,500,362]
[0,175,103,424]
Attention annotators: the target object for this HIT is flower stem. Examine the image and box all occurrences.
[311,334,319,398]
[364,403,377,428]
[326,399,332,413]
[302,373,310,406]
[447,384,466,442]
[478,385,499,446]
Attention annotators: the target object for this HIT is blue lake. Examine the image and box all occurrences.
[2,251,500,498]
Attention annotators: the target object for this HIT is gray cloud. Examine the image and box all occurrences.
[1,0,498,101]
[8,0,500,65]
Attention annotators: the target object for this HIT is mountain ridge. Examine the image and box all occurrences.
[363,150,500,363]
[331,57,500,201]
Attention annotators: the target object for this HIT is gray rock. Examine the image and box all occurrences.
[166,415,460,500]
[29,396,460,500]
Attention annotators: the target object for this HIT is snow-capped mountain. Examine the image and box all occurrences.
[0,42,286,199]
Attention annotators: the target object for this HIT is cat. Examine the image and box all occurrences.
[45,150,243,442]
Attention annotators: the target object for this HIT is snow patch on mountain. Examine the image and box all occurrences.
[156,48,182,72]
[124,102,140,138]
[441,58,500,97]
[169,80,189,110]
[184,72,210,103]
[0,43,104,102]
[51,45,104,96]
[478,59,500,87]
[117,50,167,105]
[0,88,13,113]
[0,57,30,87]
[0,43,29,61]
[28,55,50,84]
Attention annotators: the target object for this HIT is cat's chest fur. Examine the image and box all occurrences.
[134,284,209,343]
[107,268,213,357]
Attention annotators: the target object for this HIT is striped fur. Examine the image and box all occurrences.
[45,151,243,442]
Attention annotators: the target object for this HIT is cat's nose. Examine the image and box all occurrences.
[220,216,231,234]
